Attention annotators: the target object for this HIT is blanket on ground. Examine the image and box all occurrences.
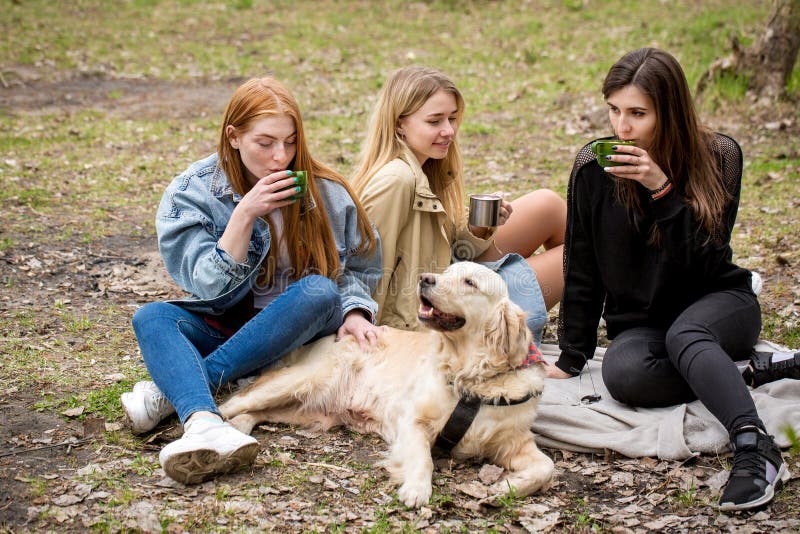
[532,341,800,460]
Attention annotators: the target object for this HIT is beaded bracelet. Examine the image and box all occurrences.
[649,180,673,200]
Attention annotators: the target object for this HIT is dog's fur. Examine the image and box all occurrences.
[220,262,554,507]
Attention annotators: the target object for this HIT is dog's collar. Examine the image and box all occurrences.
[435,344,544,452]
[519,342,545,368]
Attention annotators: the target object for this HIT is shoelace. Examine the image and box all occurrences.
[730,447,765,478]
[773,355,800,375]
[152,394,171,413]
[145,388,172,416]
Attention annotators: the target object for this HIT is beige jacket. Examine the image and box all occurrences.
[360,156,494,330]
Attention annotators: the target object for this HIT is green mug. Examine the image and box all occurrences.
[282,170,307,200]
[590,140,635,167]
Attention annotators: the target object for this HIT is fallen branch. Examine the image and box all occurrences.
[0,437,94,458]
[303,461,354,473]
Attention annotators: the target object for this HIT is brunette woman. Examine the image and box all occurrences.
[553,48,797,511]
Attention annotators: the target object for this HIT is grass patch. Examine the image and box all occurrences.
[700,72,750,111]
[761,315,800,350]
[31,380,136,421]
[672,483,698,507]
[788,65,800,97]
[563,497,606,532]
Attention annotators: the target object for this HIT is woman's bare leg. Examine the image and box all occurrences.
[494,189,566,309]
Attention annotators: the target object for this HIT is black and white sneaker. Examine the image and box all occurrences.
[744,350,800,388]
[718,426,790,511]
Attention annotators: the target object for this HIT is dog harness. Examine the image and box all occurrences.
[434,343,545,452]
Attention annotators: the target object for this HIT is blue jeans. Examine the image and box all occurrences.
[132,275,343,424]
[479,253,547,345]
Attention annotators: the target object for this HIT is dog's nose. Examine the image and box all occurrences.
[419,273,436,287]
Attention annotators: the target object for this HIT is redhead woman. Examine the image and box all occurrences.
[121,77,381,484]
[350,66,566,345]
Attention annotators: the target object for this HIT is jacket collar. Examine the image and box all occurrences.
[401,150,438,199]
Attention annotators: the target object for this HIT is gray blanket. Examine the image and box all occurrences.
[533,342,800,460]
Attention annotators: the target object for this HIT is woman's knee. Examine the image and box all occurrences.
[602,331,663,404]
[666,292,761,363]
[295,275,340,309]
[517,188,564,207]
[601,350,645,404]
[515,189,566,221]
[132,302,177,333]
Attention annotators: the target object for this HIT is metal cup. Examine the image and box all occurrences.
[468,194,501,227]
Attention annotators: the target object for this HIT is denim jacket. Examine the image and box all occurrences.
[156,153,381,319]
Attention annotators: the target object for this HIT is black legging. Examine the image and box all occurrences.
[602,287,763,434]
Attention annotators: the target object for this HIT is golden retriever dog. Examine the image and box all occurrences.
[219,261,554,507]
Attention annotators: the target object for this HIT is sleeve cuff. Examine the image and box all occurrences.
[213,245,250,279]
[649,187,682,219]
[555,351,586,377]
[343,302,377,324]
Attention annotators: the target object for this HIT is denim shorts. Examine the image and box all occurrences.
[478,252,548,346]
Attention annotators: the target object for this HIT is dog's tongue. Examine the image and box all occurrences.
[418,303,434,318]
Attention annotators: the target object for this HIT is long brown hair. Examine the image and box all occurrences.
[350,66,467,226]
[218,77,376,285]
[603,48,728,242]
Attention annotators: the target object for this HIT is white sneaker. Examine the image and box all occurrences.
[159,417,259,485]
[750,271,762,296]
[121,381,176,434]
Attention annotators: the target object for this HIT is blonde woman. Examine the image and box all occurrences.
[351,66,566,344]
[121,77,381,484]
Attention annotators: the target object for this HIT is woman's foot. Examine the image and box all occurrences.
[159,415,259,485]
[121,381,176,434]
[744,351,800,387]
[719,426,790,511]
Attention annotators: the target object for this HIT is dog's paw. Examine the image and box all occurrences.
[489,477,518,498]
[489,471,551,498]
[396,480,432,508]
[227,414,257,435]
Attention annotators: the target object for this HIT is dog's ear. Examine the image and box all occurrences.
[483,297,530,368]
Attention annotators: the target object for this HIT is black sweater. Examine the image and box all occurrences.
[555,133,753,375]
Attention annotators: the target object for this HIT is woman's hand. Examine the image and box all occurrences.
[218,170,299,262]
[495,191,513,226]
[603,145,669,192]
[545,362,572,379]
[336,310,385,351]
[238,170,300,221]
[469,191,513,237]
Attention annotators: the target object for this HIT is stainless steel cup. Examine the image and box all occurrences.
[468,194,501,227]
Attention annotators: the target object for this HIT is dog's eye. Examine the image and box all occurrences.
[464,278,476,288]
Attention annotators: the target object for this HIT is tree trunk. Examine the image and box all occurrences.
[698,0,800,101]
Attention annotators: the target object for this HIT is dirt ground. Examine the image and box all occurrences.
[1,74,799,532]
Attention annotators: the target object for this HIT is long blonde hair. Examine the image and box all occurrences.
[218,77,376,284]
[351,66,467,225]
